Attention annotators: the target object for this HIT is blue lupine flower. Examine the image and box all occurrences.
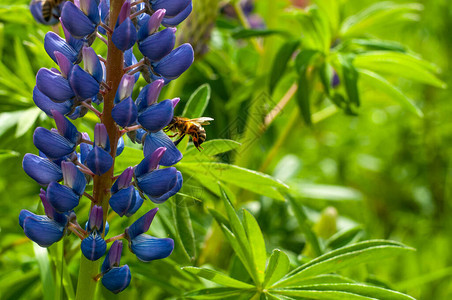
[82,46,103,83]
[137,9,166,41]
[151,43,194,80]
[161,1,193,27]
[101,244,131,295]
[110,167,143,216]
[36,68,75,102]
[44,31,82,64]
[135,79,165,112]
[112,0,137,51]
[151,0,191,17]
[82,206,107,260]
[139,28,177,62]
[69,65,100,99]
[33,86,73,117]
[23,153,63,185]
[143,130,183,166]
[125,208,174,262]
[138,99,174,132]
[98,0,110,35]
[86,146,113,175]
[112,97,138,128]
[61,0,99,39]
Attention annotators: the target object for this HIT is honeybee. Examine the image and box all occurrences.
[165,117,214,151]
[30,0,67,24]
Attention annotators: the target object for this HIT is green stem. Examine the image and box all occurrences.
[75,255,100,300]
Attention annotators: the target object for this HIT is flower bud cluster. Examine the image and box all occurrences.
[22,0,194,293]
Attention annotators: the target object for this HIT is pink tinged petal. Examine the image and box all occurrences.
[54,51,73,78]
[79,0,100,24]
[170,97,180,108]
[94,123,110,150]
[61,161,86,196]
[101,240,123,273]
[137,9,166,41]
[134,147,166,178]
[117,0,131,25]
[135,79,164,112]
[115,74,135,103]
[111,167,134,193]
[88,205,104,232]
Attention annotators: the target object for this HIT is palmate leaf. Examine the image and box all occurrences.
[243,209,267,283]
[263,249,290,288]
[272,240,414,288]
[185,287,255,299]
[182,267,255,289]
[182,84,211,119]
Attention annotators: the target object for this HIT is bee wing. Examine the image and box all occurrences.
[190,117,214,125]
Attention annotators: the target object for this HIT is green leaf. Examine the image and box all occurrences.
[353,51,445,88]
[337,54,360,107]
[313,0,340,33]
[14,38,35,88]
[325,226,364,250]
[186,287,254,299]
[269,40,300,93]
[182,267,255,289]
[182,84,211,119]
[0,149,19,161]
[172,196,196,260]
[290,182,363,202]
[231,28,288,39]
[272,289,379,299]
[287,274,356,286]
[274,240,414,287]
[349,39,406,52]
[184,139,241,160]
[243,209,267,283]
[114,146,143,172]
[33,244,55,300]
[263,249,290,288]
[358,69,423,117]
[273,283,415,300]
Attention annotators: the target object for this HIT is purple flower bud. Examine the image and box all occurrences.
[170,97,180,108]
[22,154,63,185]
[126,208,158,240]
[139,28,176,62]
[331,71,340,88]
[109,186,137,217]
[69,65,100,99]
[136,167,182,203]
[151,0,190,18]
[85,146,113,175]
[33,87,73,117]
[47,181,80,212]
[115,74,135,103]
[61,1,97,38]
[143,131,182,166]
[23,215,65,247]
[81,233,107,260]
[101,265,131,293]
[111,167,134,193]
[82,47,103,83]
[112,18,137,51]
[33,127,76,159]
[61,161,86,196]
[101,240,123,273]
[36,68,75,102]
[137,9,166,41]
[45,32,80,64]
[94,123,110,151]
[135,80,164,112]
[79,0,100,25]
[161,2,192,27]
[131,235,174,262]
[53,110,79,143]
[112,97,138,128]
[87,205,104,232]
[152,44,194,80]
[135,147,166,178]
[138,99,174,132]
[116,137,125,156]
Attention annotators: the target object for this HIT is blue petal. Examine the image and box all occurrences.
[138,28,176,62]
[81,233,107,261]
[19,210,42,229]
[69,65,100,100]
[79,138,93,164]
[47,182,80,212]
[23,154,63,185]
[79,0,100,25]
[36,68,75,102]
[138,100,174,132]
[112,18,137,51]
[61,161,87,196]
[135,80,164,112]
[44,32,79,64]
[131,234,174,262]
[136,167,178,199]
[33,127,75,160]
[111,167,133,193]
[148,171,182,204]
[109,186,136,217]
[53,110,79,144]
[161,2,193,27]
[23,216,65,247]
[134,147,166,178]
[33,86,73,117]
[124,49,139,82]
[126,208,158,240]
[101,265,131,294]
[85,146,113,175]
[82,47,103,83]
[112,97,138,127]
[143,131,182,166]
[61,2,97,39]
[152,44,194,80]
[94,123,110,151]
[151,0,190,17]
[125,190,144,217]
[101,240,123,274]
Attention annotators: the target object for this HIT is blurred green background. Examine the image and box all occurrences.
[0,0,451,299]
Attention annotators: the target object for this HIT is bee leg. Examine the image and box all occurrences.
[167,133,179,138]
[174,134,186,146]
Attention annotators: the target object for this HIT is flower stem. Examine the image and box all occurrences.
[75,255,100,300]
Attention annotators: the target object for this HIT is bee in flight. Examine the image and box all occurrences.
[165,117,214,151]
[30,0,67,24]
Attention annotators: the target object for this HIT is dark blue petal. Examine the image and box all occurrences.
[143,131,182,166]
[69,65,100,99]
[36,68,75,102]
[109,186,136,217]
[33,86,73,117]
[61,161,86,196]
[138,28,176,62]
[61,2,97,38]
[79,133,93,164]
[86,146,113,175]
[23,154,63,185]
[19,210,42,229]
[79,0,100,25]
[44,32,79,64]
[148,171,182,204]
[33,127,75,160]
[111,167,133,193]
[112,18,137,51]
[125,190,144,217]
[81,233,107,261]
[161,2,192,27]
[116,137,125,156]
[112,97,138,127]
[23,216,65,247]
[131,234,174,262]
[52,110,80,144]
[47,182,80,212]
[99,0,110,25]
[101,240,123,273]
[62,22,84,54]
[135,80,164,112]
[101,265,131,294]
[138,99,174,132]
[151,0,190,17]
[136,167,178,199]
[152,44,194,80]
[126,208,158,240]
[137,9,165,41]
